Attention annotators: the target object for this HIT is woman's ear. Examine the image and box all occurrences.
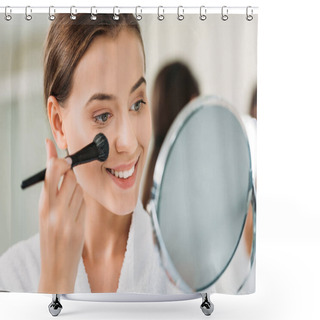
[47,96,68,150]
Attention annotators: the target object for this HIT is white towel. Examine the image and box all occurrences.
[116,199,178,294]
[0,199,178,294]
[0,233,41,292]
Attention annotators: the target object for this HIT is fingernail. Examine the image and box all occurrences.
[65,157,72,166]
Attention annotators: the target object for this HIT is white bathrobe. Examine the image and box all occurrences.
[0,200,178,294]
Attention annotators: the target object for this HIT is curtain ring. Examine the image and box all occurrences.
[48,6,55,21]
[200,6,207,21]
[70,6,77,20]
[158,6,164,21]
[113,6,120,20]
[4,6,12,21]
[177,6,184,21]
[135,6,142,21]
[221,6,228,21]
[25,6,32,21]
[246,6,253,21]
[90,6,97,21]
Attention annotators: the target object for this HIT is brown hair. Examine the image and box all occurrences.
[142,61,200,209]
[249,85,257,119]
[43,14,144,108]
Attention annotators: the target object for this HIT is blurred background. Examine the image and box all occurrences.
[0,13,257,255]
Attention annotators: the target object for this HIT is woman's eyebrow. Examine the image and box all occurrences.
[85,77,146,108]
[85,93,116,107]
[130,76,146,94]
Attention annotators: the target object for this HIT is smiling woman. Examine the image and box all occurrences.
[0,14,171,295]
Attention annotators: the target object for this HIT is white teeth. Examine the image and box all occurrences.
[109,165,135,179]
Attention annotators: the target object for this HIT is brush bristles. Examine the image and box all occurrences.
[93,133,109,162]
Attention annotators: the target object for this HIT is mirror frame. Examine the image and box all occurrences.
[147,95,256,293]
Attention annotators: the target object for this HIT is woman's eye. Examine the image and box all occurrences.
[130,99,146,112]
[94,112,111,124]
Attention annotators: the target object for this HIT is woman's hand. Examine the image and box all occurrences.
[38,139,86,293]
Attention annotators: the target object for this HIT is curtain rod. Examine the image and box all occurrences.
[0,6,259,15]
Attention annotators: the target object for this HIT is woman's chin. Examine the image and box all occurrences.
[100,197,138,216]
[115,209,135,216]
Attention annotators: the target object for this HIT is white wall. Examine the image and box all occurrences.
[140,14,257,115]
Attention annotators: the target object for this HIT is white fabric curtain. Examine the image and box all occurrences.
[0,16,52,254]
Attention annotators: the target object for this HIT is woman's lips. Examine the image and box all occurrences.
[110,159,137,172]
[105,157,139,190]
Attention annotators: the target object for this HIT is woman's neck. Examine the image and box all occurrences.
[82,192,133,263]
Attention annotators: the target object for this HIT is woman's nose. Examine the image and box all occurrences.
[115,113,138,154]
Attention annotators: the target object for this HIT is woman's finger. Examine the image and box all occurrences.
[76,198,86,226]
[46,157,72,204]
[38,182,48,220]
[57,169,78,206]
[45,139,58,167]
[69,184,84,219]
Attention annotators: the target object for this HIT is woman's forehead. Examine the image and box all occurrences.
[69,31,145,104]
[84,31,143,66]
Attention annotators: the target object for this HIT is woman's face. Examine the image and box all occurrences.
[60,30,151,215]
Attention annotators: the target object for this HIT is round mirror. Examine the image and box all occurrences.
[148,95,255,293]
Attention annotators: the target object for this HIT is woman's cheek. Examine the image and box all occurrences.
[141,106,152,152]
[72,161,98,190]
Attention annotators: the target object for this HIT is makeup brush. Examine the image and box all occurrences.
[21,133,109,190]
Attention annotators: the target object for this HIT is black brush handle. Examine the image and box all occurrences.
[21,133,108,190]
[21,168,46,189]
[20,145,97,190]
[20,149,93,190]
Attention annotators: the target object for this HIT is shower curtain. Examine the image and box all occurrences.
[0,8,257,297]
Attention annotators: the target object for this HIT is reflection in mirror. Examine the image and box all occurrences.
[245,203,254,257]
[148,96,256,293]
